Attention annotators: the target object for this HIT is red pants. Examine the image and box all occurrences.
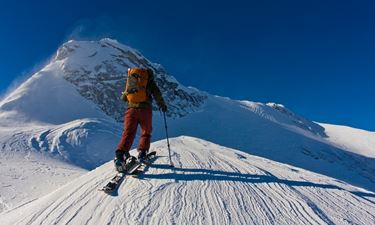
[117,107,152,152]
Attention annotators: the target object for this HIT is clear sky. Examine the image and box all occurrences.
[1,0,374,131]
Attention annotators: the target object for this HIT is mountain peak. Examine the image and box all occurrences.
[54,38,207,121]
[55,38,135,65]
[0,39,207,124]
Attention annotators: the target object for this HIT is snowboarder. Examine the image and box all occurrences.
[114,67,167,172]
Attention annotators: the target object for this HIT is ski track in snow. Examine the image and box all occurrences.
[1,136,374,225]
[1,38,375,224]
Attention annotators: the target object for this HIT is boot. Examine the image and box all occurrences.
[137,150,147,163]
[114,150,130,172]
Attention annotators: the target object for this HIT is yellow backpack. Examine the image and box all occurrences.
[125,68,150,103]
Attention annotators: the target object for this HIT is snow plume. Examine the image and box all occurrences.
[0,57,52,104]
[67,16,118,41]
[64,15,137,47]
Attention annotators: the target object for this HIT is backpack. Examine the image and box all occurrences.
[125,68,150,103]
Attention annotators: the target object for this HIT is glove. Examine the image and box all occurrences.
[160,104,167,112]
[121,92,128,102]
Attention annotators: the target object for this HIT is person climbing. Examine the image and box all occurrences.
[114,67,167,172]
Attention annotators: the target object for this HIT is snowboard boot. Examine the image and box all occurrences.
[137,150,148,164]
[114,150,131,173]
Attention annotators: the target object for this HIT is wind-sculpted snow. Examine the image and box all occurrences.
[155,96,375,193]
[0,63,108,125]
[1,38,375,218]
[28,118,123,169]
[1,137,374,225]
[0,126,85,213]
[0,118,121,213]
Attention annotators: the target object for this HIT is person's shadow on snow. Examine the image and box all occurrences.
[140,163,375,204]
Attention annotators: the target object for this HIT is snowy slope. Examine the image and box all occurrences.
[0,60,121,212]
[0,38,375,217]
[0,149,85,213]
[1,137,374,225]
[151,96,375,192]
[0,62,109,125]
[320,123,375,158]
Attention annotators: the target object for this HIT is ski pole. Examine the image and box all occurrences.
[163,111,174,168]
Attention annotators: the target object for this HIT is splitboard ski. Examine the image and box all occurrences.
[99,172,126,194]
[99,151,156,194]
[99,156,142,194]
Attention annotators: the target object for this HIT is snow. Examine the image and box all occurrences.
[319,123,375,158]
[1,137,374,225]
[0,63,109,125]
[0,117,125,211]
[0,38,375,224]
[56,39,136,74]
[0,140,85,213]
[151,95,375,192]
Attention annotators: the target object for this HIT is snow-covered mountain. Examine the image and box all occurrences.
[56,38,206,120]
[0,38,374,223]
[1,137,375,225]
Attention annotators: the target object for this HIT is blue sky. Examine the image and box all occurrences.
[1,0,374,131]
